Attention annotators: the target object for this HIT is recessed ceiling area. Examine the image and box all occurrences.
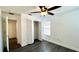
[0,6,36,14]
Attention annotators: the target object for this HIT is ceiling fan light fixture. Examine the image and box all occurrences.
[41,10,47,16]
[42,6,45,11]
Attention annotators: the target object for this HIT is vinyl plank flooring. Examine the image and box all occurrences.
[11,39,76,52]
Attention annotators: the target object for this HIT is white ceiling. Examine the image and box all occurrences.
[50,6,79,14]
[31,6,79,21]
[1,6,79,21]
[0,6,78,16]
[32,6,79,16]
[0,6,53,15]
[0,6,36,14]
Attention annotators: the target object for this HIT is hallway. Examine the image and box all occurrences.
[11,40,76,52]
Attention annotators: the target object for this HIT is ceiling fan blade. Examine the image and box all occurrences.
[39,6,42,9]
[48,12,54,15]
[31,11,40,13]
[48,6,61,11]
[39,6,45,9]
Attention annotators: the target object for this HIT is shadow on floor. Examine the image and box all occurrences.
[9,38,21,51]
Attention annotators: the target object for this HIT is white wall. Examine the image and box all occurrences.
[21,14,28,46]
[27,19,33,44]
[16,15,21,44]
[42,7,79,51]
[0,10,3,52]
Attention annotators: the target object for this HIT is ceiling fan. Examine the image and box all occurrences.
[30,6,61,16]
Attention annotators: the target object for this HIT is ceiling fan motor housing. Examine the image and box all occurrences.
[41,6,47,12]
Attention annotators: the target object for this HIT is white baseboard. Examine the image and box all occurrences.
[44,39,79,52]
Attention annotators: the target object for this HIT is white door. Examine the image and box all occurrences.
[2,16,9,51]
[27,19,34,44]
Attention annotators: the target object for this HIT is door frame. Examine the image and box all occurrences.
[5,16,9,51]
[8,19,17,51]
[33,21,42,41]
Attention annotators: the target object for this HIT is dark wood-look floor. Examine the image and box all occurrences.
[10,39,76,52]
[9,38,21,51]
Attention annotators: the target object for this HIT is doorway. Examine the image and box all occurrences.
[34,21,40,40]
[8,20,21,51]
